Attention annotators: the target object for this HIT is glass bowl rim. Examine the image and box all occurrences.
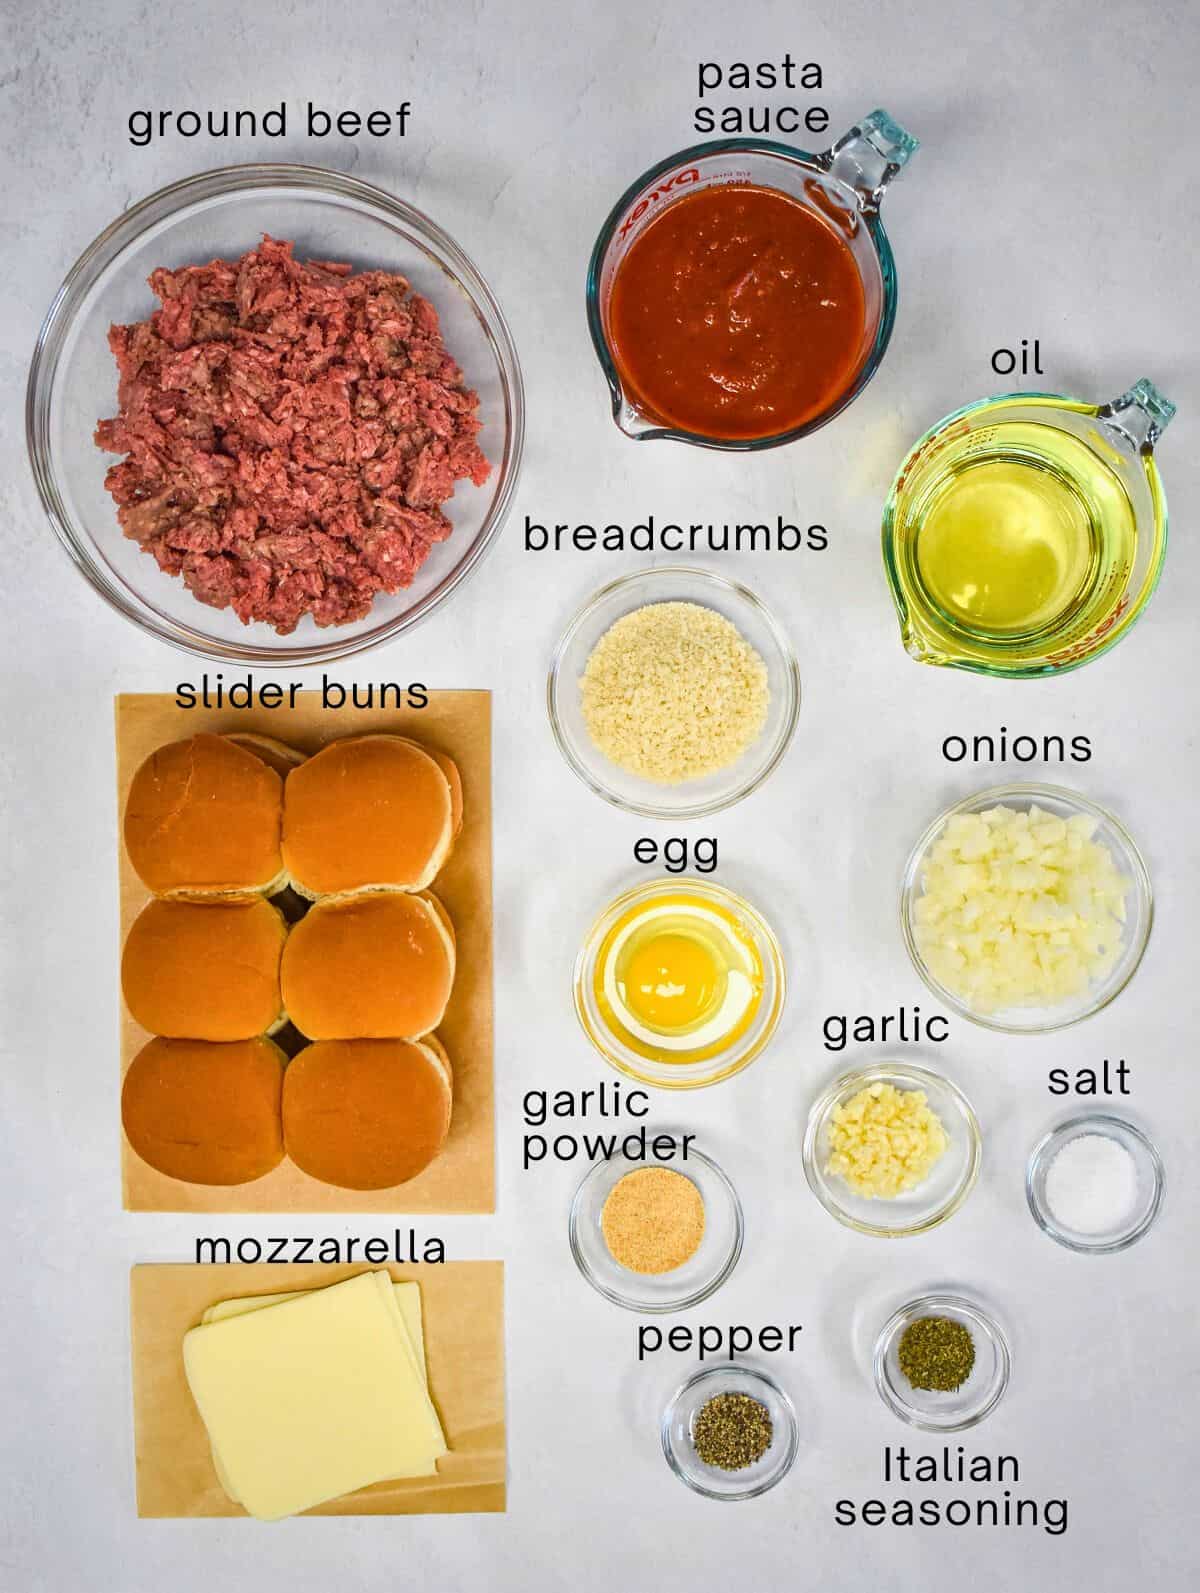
[567,1143,744,1312]
[25,159,525,668]
[899,781,1154,1035]
[572,874,787,1089]
[873,1291,1011,1432]
[585,135,899,452]
[547,564,802,819]
[802,1060,982,1238]
[1025,1111,1165,1255]
[660,1362,800,1499]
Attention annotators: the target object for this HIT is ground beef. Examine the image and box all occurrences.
[94,235,491,634]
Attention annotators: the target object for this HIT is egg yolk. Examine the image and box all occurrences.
[621,933,723,1032]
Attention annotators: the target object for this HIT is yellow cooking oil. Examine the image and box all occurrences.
[890,420,1138,667]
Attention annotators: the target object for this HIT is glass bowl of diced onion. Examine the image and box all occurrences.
[900,784,1153,1035]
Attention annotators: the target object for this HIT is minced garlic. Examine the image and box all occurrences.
[580,601,769,785]
[825,1082,948,1199]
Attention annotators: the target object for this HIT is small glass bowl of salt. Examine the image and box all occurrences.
[1026,1114,1164,1254]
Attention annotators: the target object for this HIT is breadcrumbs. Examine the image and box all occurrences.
[580,601,770,784]
[825,1082,948,1199]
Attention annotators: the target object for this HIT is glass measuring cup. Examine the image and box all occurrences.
[586,109,918,450]
[881,381,1174,678]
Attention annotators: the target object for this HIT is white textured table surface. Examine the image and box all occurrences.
[2,2,1198,1589]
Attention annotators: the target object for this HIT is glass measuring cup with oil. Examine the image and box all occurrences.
[882,380,1173,676]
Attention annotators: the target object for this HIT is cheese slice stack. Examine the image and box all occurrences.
[183,1272,446,1520]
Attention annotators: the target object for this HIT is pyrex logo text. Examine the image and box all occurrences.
[617,169,701,239]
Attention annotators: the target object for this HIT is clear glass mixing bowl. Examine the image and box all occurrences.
[27,163,524,665]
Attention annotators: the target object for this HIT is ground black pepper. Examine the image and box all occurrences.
[897,1315,976,1392]
[691,1392,773,1470]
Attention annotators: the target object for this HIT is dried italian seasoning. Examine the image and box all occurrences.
[897,1315,976,1392]
[692,1392,773,1471]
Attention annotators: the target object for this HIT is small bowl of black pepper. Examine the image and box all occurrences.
[873,1292,1010,1432]
[661,1365,798,1500]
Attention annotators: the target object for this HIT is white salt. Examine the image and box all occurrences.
[1044,1133,1138,1234]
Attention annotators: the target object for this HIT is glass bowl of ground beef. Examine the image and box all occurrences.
[27,164,523,663]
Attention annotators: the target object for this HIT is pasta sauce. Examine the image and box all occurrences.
[607,184,868,441]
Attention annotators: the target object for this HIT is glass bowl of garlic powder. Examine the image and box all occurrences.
[901,783,1152,1035]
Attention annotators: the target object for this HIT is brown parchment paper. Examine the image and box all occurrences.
[130,1262,505,1518]
[115,692,493,1213]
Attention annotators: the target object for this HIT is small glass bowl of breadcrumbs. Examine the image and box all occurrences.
[662,1365,799,1500]
[569,1146,743,1312]
[803,1063,982,1238]
[547,567,801,818]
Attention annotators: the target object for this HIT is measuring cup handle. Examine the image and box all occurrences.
[824,109,919,213]
[1098,379,1176,455]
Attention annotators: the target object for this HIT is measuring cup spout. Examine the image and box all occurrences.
[611,390,658,440]
[897,612,944,668]
[1098,379,1176,456]
[823,109,919,214]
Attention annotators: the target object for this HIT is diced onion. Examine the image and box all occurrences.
[913,805,1129,1014]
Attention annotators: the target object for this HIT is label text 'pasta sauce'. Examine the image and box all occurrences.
[607,184,868,441]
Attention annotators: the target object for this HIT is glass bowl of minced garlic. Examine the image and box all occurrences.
[802,1062,981,1238]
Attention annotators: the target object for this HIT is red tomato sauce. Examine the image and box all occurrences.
[607,184,868,440]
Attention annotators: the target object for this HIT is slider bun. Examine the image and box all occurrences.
[282,1037,453,1189]
[121,897,287,1041]
[399,739,463,839]
[223,733,307,779]
[281,735,453,897]
[122,1036,285,1185]
[280,893,455,1040]
[124,734,284,896]
[423,889,456,955]
[420,1031,454,1090]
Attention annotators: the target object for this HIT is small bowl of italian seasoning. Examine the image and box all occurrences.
[873,1292,1010,1432]
[662,1365,799,1500]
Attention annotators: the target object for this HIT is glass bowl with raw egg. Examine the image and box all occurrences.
[802,1063,981,1238]
[548,566,801,819]
[900,784,1153,1035]
[574,878,786,1089]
